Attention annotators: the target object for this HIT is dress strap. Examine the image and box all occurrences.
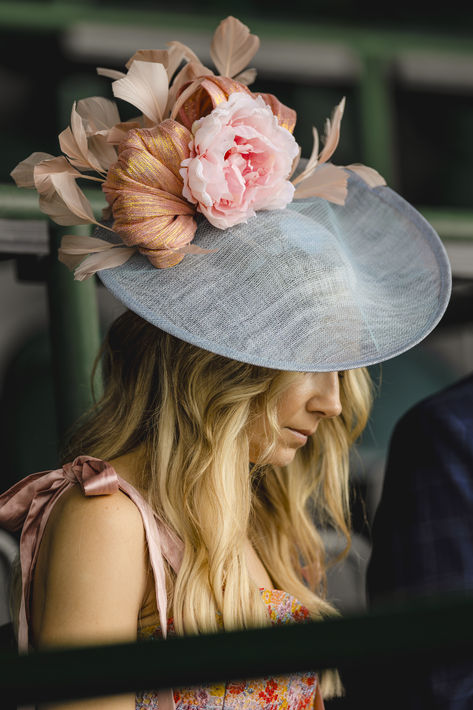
[114,477,183,637]
[315,683,326,710]
[113,475,181,710]
[0,464,77,651]
[0,456,183,654]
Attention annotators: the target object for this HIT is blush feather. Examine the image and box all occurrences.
[210,16,260,78]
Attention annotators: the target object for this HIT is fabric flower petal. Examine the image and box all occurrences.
[174,76,296,134]
[293,163,348,204]
[180,92,299,230]
[210,16,260,78]
[103,119,198,269]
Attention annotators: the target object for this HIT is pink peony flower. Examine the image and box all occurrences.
[180,92,299,229]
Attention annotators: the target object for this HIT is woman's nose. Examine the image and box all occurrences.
[308,372,342,418]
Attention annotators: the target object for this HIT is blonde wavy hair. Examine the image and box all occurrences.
[63,309,373,697]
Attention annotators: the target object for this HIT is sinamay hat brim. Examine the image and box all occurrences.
[97,170,451,372]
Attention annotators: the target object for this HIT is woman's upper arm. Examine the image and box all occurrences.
[33,487,148,649]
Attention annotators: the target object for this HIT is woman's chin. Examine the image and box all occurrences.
[249,442,300,467]
[264,446,298,467]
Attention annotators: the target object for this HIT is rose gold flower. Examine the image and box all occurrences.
[103,119,198,268]
[173,75,296,134]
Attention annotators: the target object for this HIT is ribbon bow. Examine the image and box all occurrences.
[0,456,120,651]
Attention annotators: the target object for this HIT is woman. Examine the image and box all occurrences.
[1,15,450,710]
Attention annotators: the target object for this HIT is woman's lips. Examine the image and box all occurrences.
[285,427,310,444]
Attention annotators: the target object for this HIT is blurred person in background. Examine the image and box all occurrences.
[368,373,473,708]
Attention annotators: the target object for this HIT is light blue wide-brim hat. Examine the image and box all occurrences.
[97,169,451,372]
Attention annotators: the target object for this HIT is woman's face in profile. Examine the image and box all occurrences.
[248,372,343,466]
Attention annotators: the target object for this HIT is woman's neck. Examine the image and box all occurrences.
[108,446,147,493]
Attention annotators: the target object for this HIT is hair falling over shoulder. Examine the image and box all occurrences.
[63,309,373,698]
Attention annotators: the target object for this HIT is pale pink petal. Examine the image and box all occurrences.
[73,247,136,281]
[59,104,104,174]
[87,135,118,171]
[181,92,299,229]
[58,125,84,169]
[318,97,345,164]
[57,249,85,270]
[346,163,386,187]
[75,97,120,135]
[125,50,169,70]
[107,119,144,145]
[233,68,257,86]
[166,61,213,117]
[33,158,103,226]
[166,40,201,68]
[10,152,55,188]
[60,234,117,254]
[97,67,126,80]
[255,93,297,133]
[60,101,119,173]
[288,146,301,180]
[292,127,320,185]
[112,61,169,124]
[33,157,84,197]
[70,101,89,157]
[38,192,89,225]
[293,163,348,204]
[210,16,260,78]
[170,78,202,120]
[259,179,295,211]
[50,175,98,224]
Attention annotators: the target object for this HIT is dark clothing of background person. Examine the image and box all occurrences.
[367,374,473,709]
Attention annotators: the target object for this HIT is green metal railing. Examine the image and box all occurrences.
[0,186,103,439]
[1,592,473,705]
[47,224,102,437]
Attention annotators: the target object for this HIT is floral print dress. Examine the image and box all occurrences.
[136,589,321,710]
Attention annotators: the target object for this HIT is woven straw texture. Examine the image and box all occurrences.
[97,171,451,371]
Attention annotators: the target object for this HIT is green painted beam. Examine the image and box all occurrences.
[418,207,473,241]
[1,592,472,705]
[0,184,104,441]
[358,55,397,187]
[1,2,473,57]
[47,224,102,441]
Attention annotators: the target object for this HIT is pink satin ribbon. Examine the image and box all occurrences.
[0,456,182,710]
[0,457,324,710]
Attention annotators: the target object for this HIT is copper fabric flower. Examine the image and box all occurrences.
[103,120,198,268]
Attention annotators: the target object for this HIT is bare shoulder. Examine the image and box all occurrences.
[33,486,148,648]
[47,484,146,544]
